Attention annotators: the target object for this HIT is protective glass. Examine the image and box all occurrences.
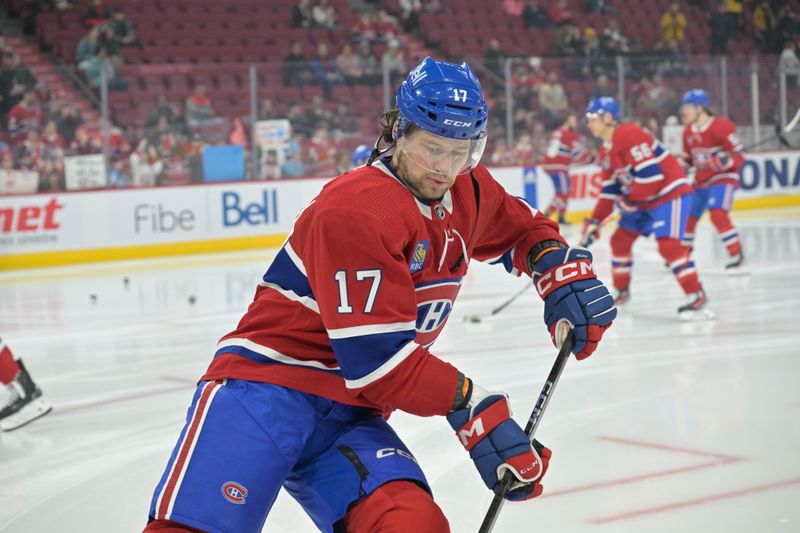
[398,129,486,176]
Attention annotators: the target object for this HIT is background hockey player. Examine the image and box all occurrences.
[351,143,372,168]
[0,337,51,431]
[680,89,746,271]
[538,113,588,224]
[580,97,711,318]
[143,57,616,533]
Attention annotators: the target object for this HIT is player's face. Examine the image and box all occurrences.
[680,104,699,125]
[585,113,606,138]
[395,130,481,200]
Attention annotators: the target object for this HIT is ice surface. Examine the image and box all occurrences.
[1,208,799,533]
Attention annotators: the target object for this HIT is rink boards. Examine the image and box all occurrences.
[1,150,799,270]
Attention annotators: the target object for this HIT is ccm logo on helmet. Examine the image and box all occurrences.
[221,481,248,504]
[535,261,595,297]
[443,119,473,127]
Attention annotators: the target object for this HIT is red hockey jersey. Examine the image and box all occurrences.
[203,159,564,417]
[7,102,43,145]
[539,127,587,172]
[591,123,692,221]
[682,116,744,188]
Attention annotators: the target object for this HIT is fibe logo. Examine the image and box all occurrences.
[0,198,63,233]
[222,190,278,227]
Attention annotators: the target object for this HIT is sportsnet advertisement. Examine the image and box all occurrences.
[492,150,800,215]
[0,151,798,269]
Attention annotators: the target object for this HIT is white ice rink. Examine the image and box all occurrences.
[1,207,799,533]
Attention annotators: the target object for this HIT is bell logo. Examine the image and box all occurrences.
[0,198,63,233]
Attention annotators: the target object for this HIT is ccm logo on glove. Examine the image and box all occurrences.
[535,259,595,298]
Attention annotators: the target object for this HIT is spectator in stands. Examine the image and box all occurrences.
[83,0,110,28]
[146,94,179,128]
[602,20,629,54]
[185,85,217,126]
[312,0,336,30]
[549,0,573,26]
[282,150,306,177]
[779,41,800,87]
[484,39,506,79]
[538,71,568,125]
[753,0,779,53]
[591,73,612,99]
[660,2,687,45]
[709,0,731,56]
[7,89,42,145]
[292,0,314,29]
[376,10,401,42]
[381,39,406,87]
[642,73,675,112]
[310,42,344,98]
[398,0,422,35]
[512,132,537,165]
[70,125,100,155]
[503,0,524,17]
[554,22,583,56]
[78,47,126,90]
[39,120,65,153]
[522,0,549,28]
[0,51,37,117]
[257,98,277,121]
[37,159,65,192]
[353,12,379,44]
[108,8,140,49]
[655,39,689,77]
[336,44,362,85]
[283,42,310,88]
[588,0,614,15]
[775,6,800,48]
[580,26,608,76]
[490,138,515,166]
[724,0,743,34]
[330,101,357,134]
[53,101,83,144]
[355,41,380,84]
[75,26,101,64]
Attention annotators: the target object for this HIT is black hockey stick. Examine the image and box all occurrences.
[464,284,531,323]
[478,329,575,533]
[742,107,800,151]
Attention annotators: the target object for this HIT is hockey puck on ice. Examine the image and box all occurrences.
[90,294,97,303]
[188,296,197,305]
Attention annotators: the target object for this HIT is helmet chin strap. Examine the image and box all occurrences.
[366,134,396,166]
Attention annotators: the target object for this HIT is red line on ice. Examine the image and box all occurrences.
[590,476,800,523]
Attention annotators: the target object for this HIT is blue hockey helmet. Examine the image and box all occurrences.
[393,57,489,175]
[682,89,709,108]
[586,97,620,120]
[351,144,372,167]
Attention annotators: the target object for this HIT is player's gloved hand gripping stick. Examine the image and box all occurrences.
[478,329,575,533]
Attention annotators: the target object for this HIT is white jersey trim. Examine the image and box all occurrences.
[258,281,320,313]
[284,241,308,276]
[345,341,419,389]
[327,321,417,339]
[217,337,340,370]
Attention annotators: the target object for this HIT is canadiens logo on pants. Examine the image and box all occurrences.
[221,481,248,504]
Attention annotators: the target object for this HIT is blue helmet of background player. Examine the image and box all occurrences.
[682,89,709,109]
[351,144,371,168]
[585,97,620,120]
[393,56,488,175]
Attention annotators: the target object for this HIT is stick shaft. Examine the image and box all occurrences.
[477,332,575,533]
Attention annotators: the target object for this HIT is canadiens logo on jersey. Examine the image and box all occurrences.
[414,278,461,347]
[410,240,429,273]
[221,481,248,504]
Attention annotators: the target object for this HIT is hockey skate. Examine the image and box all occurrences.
[0,359,51,431]
[724,253,749,276]
[613,288,630,306]
[677,290,715,321]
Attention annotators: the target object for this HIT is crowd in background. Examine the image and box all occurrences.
[2,0,799,192]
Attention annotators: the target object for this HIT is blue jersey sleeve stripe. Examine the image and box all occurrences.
[634,162,664,179]
[331,330,417,384]
[488,247,515,274]
[262,246,314,299]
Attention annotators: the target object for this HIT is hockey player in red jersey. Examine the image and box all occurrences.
[539,113,588,224]
[680,89,746,271]
[0,337,51,431]
[143,58,616,533]
[580,97,712,318]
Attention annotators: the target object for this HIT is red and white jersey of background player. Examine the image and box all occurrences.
[203,159,564,417]
[539,127,587,172]
[682,116,744,189]
[593,123,691,218]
